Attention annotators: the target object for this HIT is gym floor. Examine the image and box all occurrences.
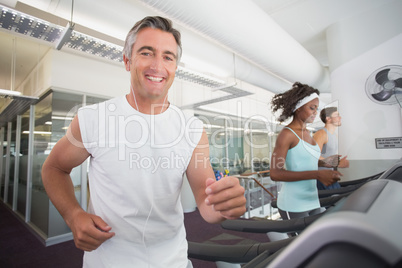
[0,203,269,268]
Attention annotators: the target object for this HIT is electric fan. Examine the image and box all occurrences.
[365,65,402,107]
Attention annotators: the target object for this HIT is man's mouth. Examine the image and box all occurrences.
[146,75,163,82]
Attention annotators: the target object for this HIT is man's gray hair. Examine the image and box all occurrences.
[123,16,182,64]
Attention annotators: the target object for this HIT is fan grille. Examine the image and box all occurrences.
[365,65,402,106]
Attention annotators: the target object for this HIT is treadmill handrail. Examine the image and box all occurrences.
[221,212,323,233]
[271,193,347,209]
[188,236,296,263]
[339,171,383,186]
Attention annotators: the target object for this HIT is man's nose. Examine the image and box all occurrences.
[150,57,163,71]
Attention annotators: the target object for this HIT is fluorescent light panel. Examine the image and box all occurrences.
[22,131,51,135]
[175,66,225,87]
[0,5,227,87]
[0,6,62,42]
[1,5,242,90]
[0,89,22,96]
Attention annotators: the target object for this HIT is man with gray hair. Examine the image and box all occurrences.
[42,16,246,267]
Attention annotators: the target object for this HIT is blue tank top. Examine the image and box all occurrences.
[277,127,321,212]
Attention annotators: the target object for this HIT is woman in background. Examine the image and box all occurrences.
[270,82,342,220]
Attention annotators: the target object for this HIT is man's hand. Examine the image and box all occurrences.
[320,154,341,168]
[338,155,350,168]
[204,177,246,220]
[68,210,115,251]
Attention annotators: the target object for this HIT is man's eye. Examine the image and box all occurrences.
[141,52,151,56]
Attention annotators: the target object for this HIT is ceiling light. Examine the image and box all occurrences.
[64,31,123,62]
[175,66,225,87]
[0,89,22,96]
[22,131,51,135]
[0,5,236,87]
[203,123,224,129]
[0,5,63,42]
[0,4,123,62]
[51,116,74,121]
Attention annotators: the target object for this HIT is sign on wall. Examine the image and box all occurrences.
[375,137,402,149]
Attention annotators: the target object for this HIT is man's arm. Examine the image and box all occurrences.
[42,116,114,251]
[313,129,327,152]
[313,129,340,168]
[186,130,246,224]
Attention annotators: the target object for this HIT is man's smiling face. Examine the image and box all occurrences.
[127,27,178,101]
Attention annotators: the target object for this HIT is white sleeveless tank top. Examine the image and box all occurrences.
[319,127,338,171]
[78,96,203,268]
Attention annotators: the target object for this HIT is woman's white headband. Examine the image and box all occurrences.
[293,93,319,112]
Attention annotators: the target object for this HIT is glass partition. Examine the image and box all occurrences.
[196,113,283,218]
[3,122,15,205]
[245,121,270,172]
[203,115,228,173]
[1,124,11,200]
[0,127,4,200]
[6,121,17,207]
[87,96,108,106]
[197,114,276,176]
[227,124,245,175]
[1,82,108,244]
[17,109,31,216]
[29,93,52,235]
[26,90,108,241]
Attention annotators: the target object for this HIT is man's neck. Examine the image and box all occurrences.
[126,93,169,115]
[325,123,337,134]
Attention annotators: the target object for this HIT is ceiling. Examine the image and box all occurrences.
[0,0,396,106]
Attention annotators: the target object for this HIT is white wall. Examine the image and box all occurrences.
[16,47,53,97]
[51,50,129,98]
[331,34,402,160]
[327,0,402,72]
[327,0,402,161]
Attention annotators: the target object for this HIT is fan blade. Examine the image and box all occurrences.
[372,90,393,101]
[375,68,390,85]
[394,78,402,88]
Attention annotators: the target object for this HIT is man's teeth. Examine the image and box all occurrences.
[147,76,163,82]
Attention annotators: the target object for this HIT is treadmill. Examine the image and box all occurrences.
[248,159,402,267]
[188,159,402,267]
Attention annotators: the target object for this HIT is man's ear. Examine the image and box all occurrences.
[123,55,130,71]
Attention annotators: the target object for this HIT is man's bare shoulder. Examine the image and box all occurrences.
[313,128,327,138]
